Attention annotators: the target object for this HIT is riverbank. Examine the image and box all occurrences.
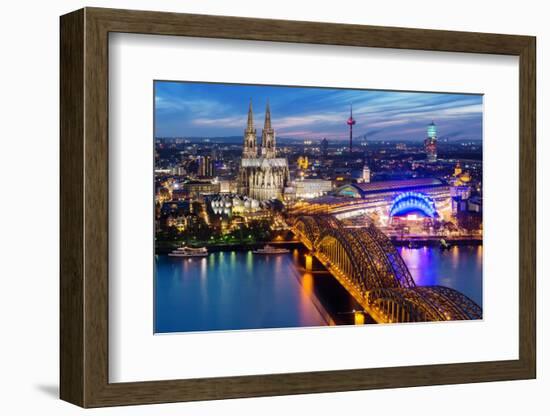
[155,240,303,255]
[156,236,481,254]
[391,237,482,247]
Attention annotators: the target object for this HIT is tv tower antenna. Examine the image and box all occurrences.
[347,104,356,153]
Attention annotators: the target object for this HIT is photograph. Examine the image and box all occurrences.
[153,81,483,333]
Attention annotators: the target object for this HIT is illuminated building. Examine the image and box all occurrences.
[218,179,238,194]
[172,188,187,201]
[209,195,282,224]
[156,187,171,203]
[358,164,371,183]
[450,185,471,203]
[449,161,473,204]
[389,191,437,218]
[295,179,333,199]
[454,161,463,177]
[451,161,472,185]
[424,121,438,162]
[172,165,186,176]
[297,156,309,170]
[237,100,290,200]
[211,195,259,215]
[159,200,191,230]
[292,178,451,222]
[242,100,257,158]
[181,179,220,198]
[197,155,213,177]
[458,171,471,183]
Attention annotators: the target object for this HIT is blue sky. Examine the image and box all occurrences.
[154,81,483,142]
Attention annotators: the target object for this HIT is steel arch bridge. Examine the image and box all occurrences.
[292,215,481,324]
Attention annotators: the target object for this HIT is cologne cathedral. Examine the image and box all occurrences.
[238,101,289,200]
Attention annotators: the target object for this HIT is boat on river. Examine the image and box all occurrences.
[439,239,452,250]
[168,246,209,257]
[252,245,290,255]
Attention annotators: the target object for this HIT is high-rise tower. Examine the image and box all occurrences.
[347,105,356,153]
[242,100,257,158]
[261,100,276,158]
[321,138,328,159]
[424,121,438,163]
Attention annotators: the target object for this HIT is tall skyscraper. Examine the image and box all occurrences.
[197,155,213,177]
[424,121,438,163]
[321,138,328,158]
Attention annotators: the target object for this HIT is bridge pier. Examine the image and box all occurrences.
[305,254,313,271]
[354,311,365,325]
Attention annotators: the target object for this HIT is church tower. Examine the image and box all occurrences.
[238,99,289,201]
[242,100,257,158]
[261,100,276,158]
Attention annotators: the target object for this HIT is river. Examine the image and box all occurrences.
[155,245,482,333]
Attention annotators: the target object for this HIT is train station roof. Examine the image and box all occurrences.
[335,178,447,198]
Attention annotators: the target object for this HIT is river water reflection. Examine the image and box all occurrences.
[155,245,482,333]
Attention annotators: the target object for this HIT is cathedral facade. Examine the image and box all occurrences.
[238,101,289,201]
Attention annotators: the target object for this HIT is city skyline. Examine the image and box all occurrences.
[154,80,483,332]
[154,81,483,142]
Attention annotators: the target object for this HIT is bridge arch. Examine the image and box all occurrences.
[294,215,417,293]
[366,286,482,323]
[315,228,383,295]
[291,214,482,324]
[389,191,437,218]
[293,216,321,249]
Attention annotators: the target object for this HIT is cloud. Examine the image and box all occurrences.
[193,116,244,128]
[155,81,483,141]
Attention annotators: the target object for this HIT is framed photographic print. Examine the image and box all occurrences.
[60,7,536,407]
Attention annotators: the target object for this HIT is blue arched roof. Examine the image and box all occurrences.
[389,192,437,218]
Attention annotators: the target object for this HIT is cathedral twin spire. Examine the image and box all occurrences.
[243,100,276,159]
[243,100,257,158]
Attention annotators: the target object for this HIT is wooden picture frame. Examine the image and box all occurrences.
[60,7,536,408]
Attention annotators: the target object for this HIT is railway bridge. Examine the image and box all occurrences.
[291,215,481,324]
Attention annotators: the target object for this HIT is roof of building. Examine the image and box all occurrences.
[241,158,288,168]
[353,178,446,194]
[183,179,217,185]
[330,178,447,199]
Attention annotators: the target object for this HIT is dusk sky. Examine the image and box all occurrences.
[154,81,483,142]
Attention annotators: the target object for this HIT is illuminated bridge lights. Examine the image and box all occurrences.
[389,191,437,218]
[291,215,481,323]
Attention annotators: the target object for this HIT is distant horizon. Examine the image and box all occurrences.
[154,135,483,143]
[155,81,483,142]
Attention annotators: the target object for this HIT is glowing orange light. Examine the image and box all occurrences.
[305,254,313,271]
[354,311,365,325]
[302,272,313,296]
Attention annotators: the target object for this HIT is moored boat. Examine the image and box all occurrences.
[168,246,209,257]
[439,239,452,250]
[252,245,290,255]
